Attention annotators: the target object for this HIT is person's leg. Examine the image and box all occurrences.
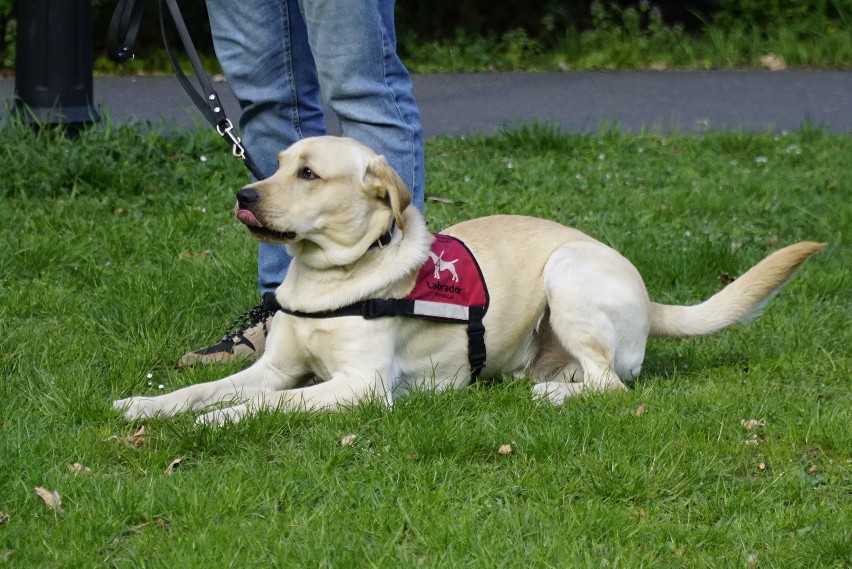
[207,0,327,296]
[299,0,425,210]
[183,0,325,365]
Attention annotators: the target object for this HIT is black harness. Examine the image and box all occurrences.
[279,235,489,380]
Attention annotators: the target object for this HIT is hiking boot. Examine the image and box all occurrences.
[179,293,281,367]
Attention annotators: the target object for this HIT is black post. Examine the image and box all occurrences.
[14,0,100,128]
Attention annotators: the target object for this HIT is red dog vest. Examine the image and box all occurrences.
[404,234,489,320]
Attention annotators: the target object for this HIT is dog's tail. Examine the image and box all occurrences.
[649,241,825,338]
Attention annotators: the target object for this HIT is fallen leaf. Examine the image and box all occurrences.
[68,463,93,476]
[807,464,819,475]
[796,524,817,537]
[106,426,148,448]
[178,250,213,260]
[426,195,456,204]
[498,444,514,456]
[34,487,64,513]
[633,404,647,417]
[130,426,147,447]
[759,53,787,71]
[0,511,8,524]
[649,61,667,71]
[339,434,357,447]
[164,458,185,476]
[740,419,764,430]
[131,518,168,533]
[113,518,170,544]
[747,553,758,568]
[744,435,761,446]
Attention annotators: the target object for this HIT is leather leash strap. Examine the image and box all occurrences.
[107,0,265,180]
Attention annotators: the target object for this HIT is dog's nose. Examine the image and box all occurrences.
[236,187,259,208]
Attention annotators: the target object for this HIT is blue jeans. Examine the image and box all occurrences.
[206,0,425,296]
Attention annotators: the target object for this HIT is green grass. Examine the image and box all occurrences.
[0,122,850,567]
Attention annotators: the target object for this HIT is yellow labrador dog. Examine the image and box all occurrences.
[115,136,824,425]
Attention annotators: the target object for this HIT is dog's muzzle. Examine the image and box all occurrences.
[235,187,263,228]
[234,187,298,241]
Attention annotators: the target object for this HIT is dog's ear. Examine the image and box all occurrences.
[363,154,412,229]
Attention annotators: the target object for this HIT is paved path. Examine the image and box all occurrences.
[2,70,850,136]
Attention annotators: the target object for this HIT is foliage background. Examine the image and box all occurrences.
[1,0,850,70]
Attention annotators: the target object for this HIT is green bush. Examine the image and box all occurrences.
[0,0,12,67]
[0,1,849,71]
[715,0,850,30]
[395,0,717,44]
[0,0,714,69]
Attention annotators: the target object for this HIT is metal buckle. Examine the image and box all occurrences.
[362,299,395,319]
[115,47,135,63]
[216,119,246,159]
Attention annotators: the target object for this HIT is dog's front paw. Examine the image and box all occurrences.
[195,404,247,427]
[531,382,585,405]
[113,396,160,420]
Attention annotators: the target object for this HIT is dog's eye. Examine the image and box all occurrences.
[299,167,319,180]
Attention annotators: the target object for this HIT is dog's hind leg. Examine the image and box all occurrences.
[528,320,584,404]
[533,243,648,403]
[530,343,622,404]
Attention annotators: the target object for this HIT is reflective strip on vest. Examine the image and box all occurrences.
[412,300,470,321]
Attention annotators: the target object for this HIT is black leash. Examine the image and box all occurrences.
[106,0,144,64]
[107,0,265,180]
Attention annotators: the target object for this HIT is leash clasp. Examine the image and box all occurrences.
[216,119,246,159]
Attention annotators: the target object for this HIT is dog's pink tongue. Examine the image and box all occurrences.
[236,209,263,227]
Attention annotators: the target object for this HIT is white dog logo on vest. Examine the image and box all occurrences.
[428,250,460,282]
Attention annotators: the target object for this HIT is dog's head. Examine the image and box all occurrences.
[234,136,412,265]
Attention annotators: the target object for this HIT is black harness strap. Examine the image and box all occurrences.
[107,0,265,180]
[280,299,414,320]
[466,306,487,377]
[279,299,487,381]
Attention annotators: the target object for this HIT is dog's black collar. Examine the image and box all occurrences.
[369,222,395,250]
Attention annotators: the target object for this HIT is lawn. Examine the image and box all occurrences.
[0,122,849,567]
